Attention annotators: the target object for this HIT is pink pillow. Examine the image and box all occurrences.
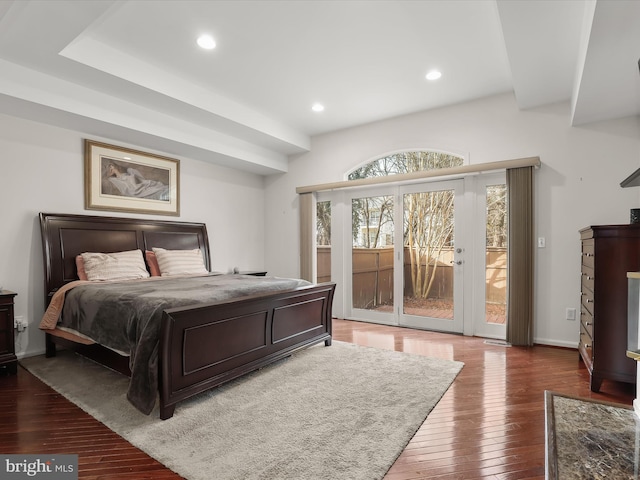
[76,255,88,280]
[145,251,162,277]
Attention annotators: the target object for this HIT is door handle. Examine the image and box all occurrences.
[450,260,462,265]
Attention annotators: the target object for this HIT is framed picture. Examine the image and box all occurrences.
[84,140,180,216]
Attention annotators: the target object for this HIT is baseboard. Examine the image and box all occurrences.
[16,348,46,360]
[533,337,578,349]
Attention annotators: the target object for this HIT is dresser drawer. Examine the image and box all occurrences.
[580,328,593,359]
[579,335,594,373]
[582,251,595,270]
[581,308,594,338]
[582,239,594,267]
[581,267,594,294]
[581,288,594,316]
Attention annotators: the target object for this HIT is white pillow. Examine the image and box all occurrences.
[80,250,150,281]
[152,247,208,276]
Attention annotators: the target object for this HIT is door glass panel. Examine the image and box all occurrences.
[485,184,507,325]
[316,201,331,283]
[351,195,394,311]
[403,189,455,320]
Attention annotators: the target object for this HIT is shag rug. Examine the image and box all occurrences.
[21,341,463,480]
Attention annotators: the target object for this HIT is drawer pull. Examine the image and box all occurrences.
[583,344,591,349]
[583,253,594,257]
[586,299,593,303]
[585,322,592,326]
[582,274,593,280]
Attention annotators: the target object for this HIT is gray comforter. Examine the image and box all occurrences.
[58,274,311,415]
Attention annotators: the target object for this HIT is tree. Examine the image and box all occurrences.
[316,201,331,245]
[349,151,463,303]
[404,190,454,299]
[486,185,507,247]
[352,196,393,248]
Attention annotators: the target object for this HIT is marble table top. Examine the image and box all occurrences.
[545,391,639,479]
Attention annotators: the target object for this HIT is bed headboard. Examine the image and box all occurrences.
[39,212,211,303]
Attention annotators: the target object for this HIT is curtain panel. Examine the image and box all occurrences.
[506,166,535,346]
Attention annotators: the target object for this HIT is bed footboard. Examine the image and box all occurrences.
[158,282,335,420]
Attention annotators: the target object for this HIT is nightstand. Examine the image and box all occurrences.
[0,290,17,375]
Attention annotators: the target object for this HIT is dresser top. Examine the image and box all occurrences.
[580,224,640,239]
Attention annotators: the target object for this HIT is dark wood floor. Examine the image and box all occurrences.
[0,319,634,479]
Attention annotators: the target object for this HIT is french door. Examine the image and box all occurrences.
[472,173,507,339]
[318,173,507,339]
[346,180,464,334]
[397,181,464,333]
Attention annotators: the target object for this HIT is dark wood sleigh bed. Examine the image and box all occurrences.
[39,212,335,420]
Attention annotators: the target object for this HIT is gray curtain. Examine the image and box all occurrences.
[299,192,314,282]
[506,166,534,346]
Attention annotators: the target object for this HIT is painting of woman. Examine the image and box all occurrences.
[103,161,170,201]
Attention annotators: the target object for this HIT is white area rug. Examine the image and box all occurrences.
[21,341,463,480]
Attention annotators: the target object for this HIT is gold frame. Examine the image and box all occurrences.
[84,140,180,216]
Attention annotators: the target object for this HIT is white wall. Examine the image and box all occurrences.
[0,113,266,358]
[264,92,640,347]
[4,91,639,357]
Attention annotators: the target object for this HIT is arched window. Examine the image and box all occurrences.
[348,151,464,180]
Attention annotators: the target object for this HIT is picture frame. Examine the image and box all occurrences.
[84,140,180,216]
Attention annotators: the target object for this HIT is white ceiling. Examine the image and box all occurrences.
[0,0,638,175]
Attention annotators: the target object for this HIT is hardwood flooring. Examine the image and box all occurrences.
[0,319,634,479]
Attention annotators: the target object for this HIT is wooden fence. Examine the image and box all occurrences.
[316,245,506,309]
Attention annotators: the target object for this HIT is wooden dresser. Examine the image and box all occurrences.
[579,225,640,391]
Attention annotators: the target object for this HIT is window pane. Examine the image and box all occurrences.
[352,196,394,310]
[316,201,331,283]
[403,190,455,320]
[348,151,464,180]
[486,184,507,325]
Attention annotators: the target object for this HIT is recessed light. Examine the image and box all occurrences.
[197,34,216,50]
[312,103,325,112]
[425,70,442,81]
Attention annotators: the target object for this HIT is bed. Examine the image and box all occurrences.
[39,212,335,420]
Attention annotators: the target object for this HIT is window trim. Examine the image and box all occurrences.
[296,157,540,194]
